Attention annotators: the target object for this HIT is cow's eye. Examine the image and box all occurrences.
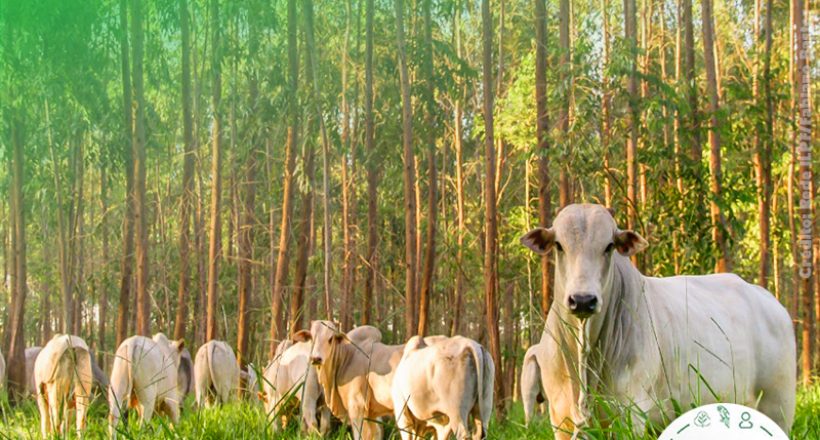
[605,243,615,254]
[555,242,564,252]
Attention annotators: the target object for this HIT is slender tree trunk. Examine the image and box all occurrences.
[116,0,135,347]
[341,0,353,331]
[601,0,612,209]
[270,0,300,351]
[451,7,465,337]
[557,0,570,212]
[535,0,552,317]
[701,0,730,273]
[418,0,437,338]
[292,140,315,333]
[131,0,151,336]
[625,0,639,266]
[302,0,333,322]
[753,0,772,289]
[363,0,376,328]
[683,0,701,196]
[98,167,108,362]
[395,0,417,337]
[173,0,195,342]
[7,113,27,402]
[206,0,223,342]
[482,0,504,418]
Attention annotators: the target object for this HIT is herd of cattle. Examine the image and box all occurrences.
[0,204,800,439]
[0,320,494,440]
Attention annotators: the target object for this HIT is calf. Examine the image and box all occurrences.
[392,335,494,440]
[34,334,93,438]
[194,340,240,407]
[108,333,185,437]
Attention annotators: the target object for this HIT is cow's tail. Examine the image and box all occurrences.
[207,342,220,398]
[465,340,486,433]
[521,346,542,426]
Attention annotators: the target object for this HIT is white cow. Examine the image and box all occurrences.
[194,340,239,407]
[27,346,109,398]
[261,339,330,434]
[520,343,547,426]
[392,335,494,440]
[108,333,185,437]
[33,334,93,438]
[520,204,796,438]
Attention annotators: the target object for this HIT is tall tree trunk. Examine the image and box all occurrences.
[341,0,353,331]
[7,113,27,403]
[535,0,552,318]
[270,0,300,351]
[291,140,315,333]
[206,0,223,342]
[98,167,108,363]
[625,0,639,267]
[418,0,437,338]
[302,0,333,322]
[395,0,417,337]
[601,0,612,209]
[363,0,377,328]
[131,0,151,336]
[174,0,195,342]
[753,0,772,289]
[116,0,136,348]
[701,0,730,273]
[481,0,504,418]
[237,0,260,375]
[450,6,466,336]
[683,0,701,197]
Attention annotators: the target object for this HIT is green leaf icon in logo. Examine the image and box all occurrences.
[694,411,711,428]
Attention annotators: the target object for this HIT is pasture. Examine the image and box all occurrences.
[1,384,819,439]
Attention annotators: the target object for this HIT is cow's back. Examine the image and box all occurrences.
[645,273,795,428]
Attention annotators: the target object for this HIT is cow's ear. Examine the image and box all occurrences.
[333,333,345,343]
[606,207,616,218]
[175,339,185,352]
[614,230,648,256]
[520,228,555,254]
[292,330,312,343]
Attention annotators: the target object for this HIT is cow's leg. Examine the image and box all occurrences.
[75,381,91,435]
[136,386,157,427]
[37,387,51,438]
[318,405,331,436]
[301,397,320,434]
[548,395,575,440]
[162,397,181,426]
[393,403,415,440]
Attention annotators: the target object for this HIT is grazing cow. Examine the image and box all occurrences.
[177,348,194,402]
[392,335,494,440]
[26,346,109,398]
[194,340,239,407]
[0,347,5,391]
[520,343,547,426]
[520,204,796,438]
[33,334,93,438]
[260,339,330,434]
[293,322,402,440]
[241,364,260,401]
[108,333,185,437]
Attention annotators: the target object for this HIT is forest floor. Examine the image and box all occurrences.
[1,385,818,439]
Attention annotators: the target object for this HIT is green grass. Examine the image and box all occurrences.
[1,386,818,439]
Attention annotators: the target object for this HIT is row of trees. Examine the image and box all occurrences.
[1,0,817,412]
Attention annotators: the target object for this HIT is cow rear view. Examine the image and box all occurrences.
[195,340,239,407]
[34,334,93,438]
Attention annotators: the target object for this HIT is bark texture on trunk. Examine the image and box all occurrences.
[395,0,418,338]
[270,0,300,352]
[206,0,223,342]
[481,0,504,418]
[7,114,27,402]
[535,0,552,318]
[132,0,151,336]
[116,0,135,347]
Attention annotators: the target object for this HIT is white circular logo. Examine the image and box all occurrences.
[658,403,789,440]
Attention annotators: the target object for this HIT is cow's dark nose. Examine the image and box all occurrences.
[568,293,598,317]
[311,356,323,366]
